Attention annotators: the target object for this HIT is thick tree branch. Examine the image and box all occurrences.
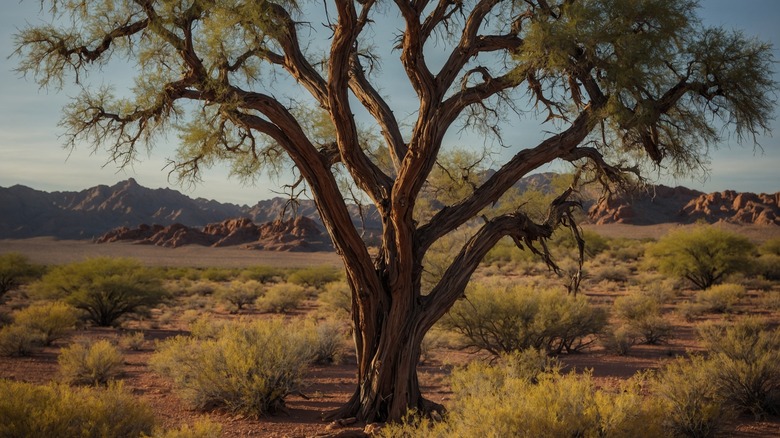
[417,106,599,254]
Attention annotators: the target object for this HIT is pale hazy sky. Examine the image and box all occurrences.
[1,0,778,206]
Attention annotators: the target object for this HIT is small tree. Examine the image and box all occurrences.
[0,253,44,300]
[33,258,166,326]
[215,280,263,313]
[646,226,755,290]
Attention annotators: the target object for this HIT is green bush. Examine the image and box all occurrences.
[645,226,755,290]
[0,379,154,437]
[0,324,42,356]
[653,356,733,438]
[200,267,237,282]
[13,301,79,345]
[755,254,780,281]
[758,237,780,256]
[698,318,780,416]
[601,324,639,356]
[442,281,607,356]
[256,282,307,313]
[317,280,352,315]
[149,419,222,438]
[307,318,348,364]
[32,258,167,327]
[613,291,673,344]
[286,265,342,289]
[239,266,283,283]
[151,318,315,417]
[696,283,746,313]
[118,331,146,351]
[59,339,124,386]
[0,253,45,300]
[215,280,263,313]
[381,351,664,437]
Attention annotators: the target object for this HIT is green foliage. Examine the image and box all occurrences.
[442,281,607,356]
[759,238,780,256]
[215,280,263,313]
[13,301,79,345]
[200,267,237,282]
[149,419,222,438]
[698,318,780,416]
[255,282,307,313]
[696,283,746,313]
[151,318,315,417]
[286,266,342,289]
[613,290,673,344]
[0,324,42,357]
[59,339,125,386]
[33,258,167,326]
[239,265,284,283]
[0,379,155,438]
[317,280,352,315]
[653,356,732,438]
[0,253,44,299]
[645,226,755,290]
[601,324,639,356]
[755,254,780,281]
[118,331,146,351]
[382,351,664,438]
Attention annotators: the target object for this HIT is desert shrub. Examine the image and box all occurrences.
[482,237,538,266]
[33,258,167,326]
[239,266,283,283]
[317,280,352,315]
[601,324,639,356]
[215,280,263,313]
[613,291,673,344]
[151,318,315,417]
[286,265,342,289]
[645,226,755,290]
[0,253,45,300]
[118,331,146,351]
[696,283,745,313]
[442,281,606,356]
[0,324,42,356]
[0,312,12,327]
[200,267,236,282]
[256,282,307,313]
[758,237,780,256]
[653,356,733,438]
[13,301,79,345]
[149,419,222,438]
[382,351,664,438]
[755,254,780,281]
[307,318,348,364]
[59,339,124,386]
[0,379,154,437]
[698,318,780,416]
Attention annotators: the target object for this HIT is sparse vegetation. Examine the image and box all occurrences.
[286,266,342,289]
[59,339,125,386]
[0,380,155,438]
[151,318,315,417]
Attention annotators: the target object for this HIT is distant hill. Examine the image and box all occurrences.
[1,177,776,240]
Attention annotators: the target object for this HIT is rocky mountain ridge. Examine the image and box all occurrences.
[96,216,332,252]
[1,178,776,242]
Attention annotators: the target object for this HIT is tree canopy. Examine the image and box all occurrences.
[15,0,775,422]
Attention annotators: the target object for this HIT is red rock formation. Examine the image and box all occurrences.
[95,216,332,251]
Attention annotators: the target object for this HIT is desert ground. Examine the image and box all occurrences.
[1,223,779,437]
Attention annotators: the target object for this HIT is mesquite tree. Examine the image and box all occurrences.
[15,0,774,421]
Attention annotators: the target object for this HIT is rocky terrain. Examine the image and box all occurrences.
[588,185,779,226]
[96,216,333,251]
[1,178,777,243]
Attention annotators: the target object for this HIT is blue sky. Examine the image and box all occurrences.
[1,0,778,206]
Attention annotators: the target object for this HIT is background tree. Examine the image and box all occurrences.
[0,253,45,301]
[14,0,774,421]
[646,226,756,290]
[33,258,166,326]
